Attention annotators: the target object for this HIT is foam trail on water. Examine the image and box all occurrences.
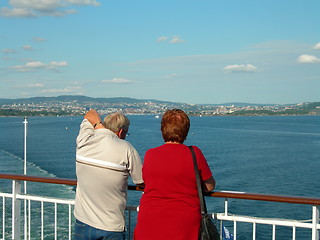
[0,149,75,197]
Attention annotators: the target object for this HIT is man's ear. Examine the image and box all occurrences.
[118,129,125,139]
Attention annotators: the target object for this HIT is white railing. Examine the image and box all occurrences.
[1,178,76,240]
[214,203,319,240]
[0,174,319,240]
[0,174,141,240]
[210,191,320,240]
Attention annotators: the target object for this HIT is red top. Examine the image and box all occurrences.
[134,144,213,240]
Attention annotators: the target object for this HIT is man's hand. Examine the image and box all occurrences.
[136,183,145,190]
[84,110,104,129]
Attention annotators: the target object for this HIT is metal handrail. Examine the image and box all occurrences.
[1,173,319,240]
[1,173,320,206]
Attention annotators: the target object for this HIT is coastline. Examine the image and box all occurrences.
[1,110,319,117]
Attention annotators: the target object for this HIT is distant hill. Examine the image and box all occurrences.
[202,102,278,107]
[0,95,319,116]
[0,95,301,106]
[0,95,177,105]
[0,95,319,111]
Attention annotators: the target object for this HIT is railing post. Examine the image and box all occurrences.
[224,198,228,215]
[312,205,319,240]
[12,180,21,240]
[222,198,228,240]
[23,117,28,240]
[128,208,131,240]
[2,196,6,240]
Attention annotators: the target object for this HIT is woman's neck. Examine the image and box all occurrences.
[165,141,181,144]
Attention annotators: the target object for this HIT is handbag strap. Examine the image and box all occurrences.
[189,146,208,215]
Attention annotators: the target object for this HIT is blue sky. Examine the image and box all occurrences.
[1,0,319,104]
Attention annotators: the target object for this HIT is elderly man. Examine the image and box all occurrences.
[74,109,144,240]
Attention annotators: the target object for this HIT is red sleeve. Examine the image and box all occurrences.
[192,146,213,181]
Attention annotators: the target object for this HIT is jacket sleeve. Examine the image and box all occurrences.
[76,119,94,150]
[127,147,144,184]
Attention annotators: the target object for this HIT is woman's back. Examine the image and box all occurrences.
[134,144,212,240]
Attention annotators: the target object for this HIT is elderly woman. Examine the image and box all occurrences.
[134,109,216,240]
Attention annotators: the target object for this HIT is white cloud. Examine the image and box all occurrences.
[25,61,46,68]
[170,36,185,44]
[102,78,132,83]
[164,73,181,79]
[28,83,44,87]
[65,0,100,6]
[15,83,44,88]
[12,65,33,72]
[33,37,47,42]
[22,45,33,50]
[157,36,168,42]
[1,48,17,54]
[223,64,258,73]
[41,86,83,93]
[157,35,185,44]
[297,54,320,63]
[314,43,320,50]
[71,81,81,84]
[50,61,68,67]
[12,61,68,72]
[0,0,101,18]
[0,7,35,18]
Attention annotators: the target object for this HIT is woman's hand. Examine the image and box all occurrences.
[203,176,216,192]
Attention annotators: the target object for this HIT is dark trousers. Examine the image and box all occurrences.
[74,219,125,240]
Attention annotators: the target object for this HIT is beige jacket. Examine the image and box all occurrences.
[74,119,143,231]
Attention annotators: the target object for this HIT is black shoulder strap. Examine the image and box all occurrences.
[189,146,207,215]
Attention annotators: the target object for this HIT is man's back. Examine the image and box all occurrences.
[75,118,143,232]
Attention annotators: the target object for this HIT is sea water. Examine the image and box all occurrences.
[0,115,319,239]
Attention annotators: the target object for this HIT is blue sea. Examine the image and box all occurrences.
[0,115,319,239]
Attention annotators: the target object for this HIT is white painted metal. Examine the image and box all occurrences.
[224,198,228,215]
[292,226,296,240]
[12,180,21,240]
[28,199,31,240]
[1,180,319,239]
[54,202,57,240]
[68,204,72,240]
[41,201,44,240]
[23,117,27,177]
[23,117,28,240]
[272,224,275,240]
[216,213,318,229]
[312,206,319,240]
[16,194,75,205]
[2,196,5,240]
[252,222,256,240]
